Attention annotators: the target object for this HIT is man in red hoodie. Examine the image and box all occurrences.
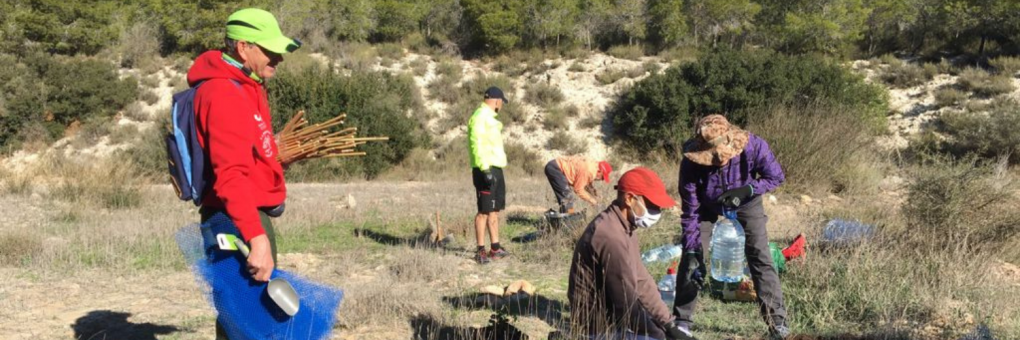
[187,8,300,338]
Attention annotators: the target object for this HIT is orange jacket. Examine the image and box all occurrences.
[556,156,600,203]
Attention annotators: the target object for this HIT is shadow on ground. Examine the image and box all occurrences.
[443,293,566,328]
[72,310,180,340]
[410,314,531,340]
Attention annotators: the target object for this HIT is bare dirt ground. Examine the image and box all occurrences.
[0,177,822,340]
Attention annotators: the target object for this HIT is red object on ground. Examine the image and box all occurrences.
[782,234,806,261]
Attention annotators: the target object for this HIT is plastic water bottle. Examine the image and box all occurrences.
[641,247,661,263]
[642,244,683,264]
[660,244,683,261]
[710,211,746,283]
[658,267,677,308]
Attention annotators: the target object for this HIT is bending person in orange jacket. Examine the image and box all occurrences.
[544,156,612,213]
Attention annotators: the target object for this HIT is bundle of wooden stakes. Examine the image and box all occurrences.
[276,110,389,165]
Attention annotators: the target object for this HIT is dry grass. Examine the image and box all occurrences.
[607,45,644,61]
[990,56,1020,77]
[747,103,883,196]
[525,82,565,109]
[595,68,629,85]
[958,67,1016,97]
[546,131,586,155]
[934,87,967,108]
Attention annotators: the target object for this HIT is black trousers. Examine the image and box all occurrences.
[544,160,574,212]
[672,196,788,329]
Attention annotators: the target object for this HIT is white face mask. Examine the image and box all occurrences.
[632,196,662,228]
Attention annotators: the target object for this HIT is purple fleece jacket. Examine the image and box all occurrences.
[678,133,785,250]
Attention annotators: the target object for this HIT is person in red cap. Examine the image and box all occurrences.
[568,167,694,340]
[544,156,612,213]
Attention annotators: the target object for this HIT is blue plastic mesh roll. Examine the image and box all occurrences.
[176,212,344,340]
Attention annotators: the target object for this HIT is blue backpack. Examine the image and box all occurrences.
[165,80,241,205]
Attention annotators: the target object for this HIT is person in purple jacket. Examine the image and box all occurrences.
[668,114,791,340]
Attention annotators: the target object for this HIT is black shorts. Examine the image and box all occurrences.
[472,167,506,213]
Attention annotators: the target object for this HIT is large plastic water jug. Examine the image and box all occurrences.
[710,210,746,283]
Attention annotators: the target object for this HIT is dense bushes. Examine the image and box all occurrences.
[6,0,1020,63]
[0,53,137,149]
[268,64,428,180]
[934,100,1020,164]
[610,49,887,155]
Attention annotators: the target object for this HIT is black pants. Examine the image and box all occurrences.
[673,196,787,329]
[472,167,506,213]
[202,208,278,340]
[544,160,574,212]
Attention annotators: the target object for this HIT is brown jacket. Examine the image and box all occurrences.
[568,204,672,337]
[556,156,600,204]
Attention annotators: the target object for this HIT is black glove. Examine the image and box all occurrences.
[683,252,706,288]
[675,252,706,305]
[484,170,496,188]
[663,320,697,340]
[717,185,753,208]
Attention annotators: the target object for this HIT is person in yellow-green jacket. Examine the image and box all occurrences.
[468,87,510,264]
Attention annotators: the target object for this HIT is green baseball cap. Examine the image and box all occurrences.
[226,8,301,54]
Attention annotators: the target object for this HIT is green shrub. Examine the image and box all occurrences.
[546,131,585,154]
[37,56,139,128]
[990,56,1020,77]
[525,82,565,108]
[879,61,935,88]
[607,45,645,61]
[658,47,700,64]
[904,155,1019,253]
[492,55,526,77]
[579,115,602,129]
[337,42,379,71]
[140,90,160,106]
[562,48,591,60]
[0,54,137,148]
[543,107,568,130]
[643,61,662,75]
[958,67,1015,97]
[269,64,428,179]
[118,120,168,180]
[626,65,647,79]
[435,59,463,81]
[937,100,1020,163]
[376,43,405,61]
[933,87,967,108]
[568,62,585,72]
[72,117,111,148]
[504,141,542,176]
[595,69,628,85]
[429,75,461,104]
[108,124,139,145]
[407,57,428,77]
[610,49,887,155]
[140,74,161,88]
[497,101,529,125]
[563,104,580,117]
[461,73,514,102]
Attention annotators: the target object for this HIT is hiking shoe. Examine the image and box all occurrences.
[768,325,791,340]
[489,248,510,260]
[475,250,491,264]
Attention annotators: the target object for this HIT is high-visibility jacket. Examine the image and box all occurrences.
[467,103,507,170]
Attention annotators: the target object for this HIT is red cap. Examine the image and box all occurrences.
[598,161,612,183]
[615,167,677,209]
[667,267,676,275]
